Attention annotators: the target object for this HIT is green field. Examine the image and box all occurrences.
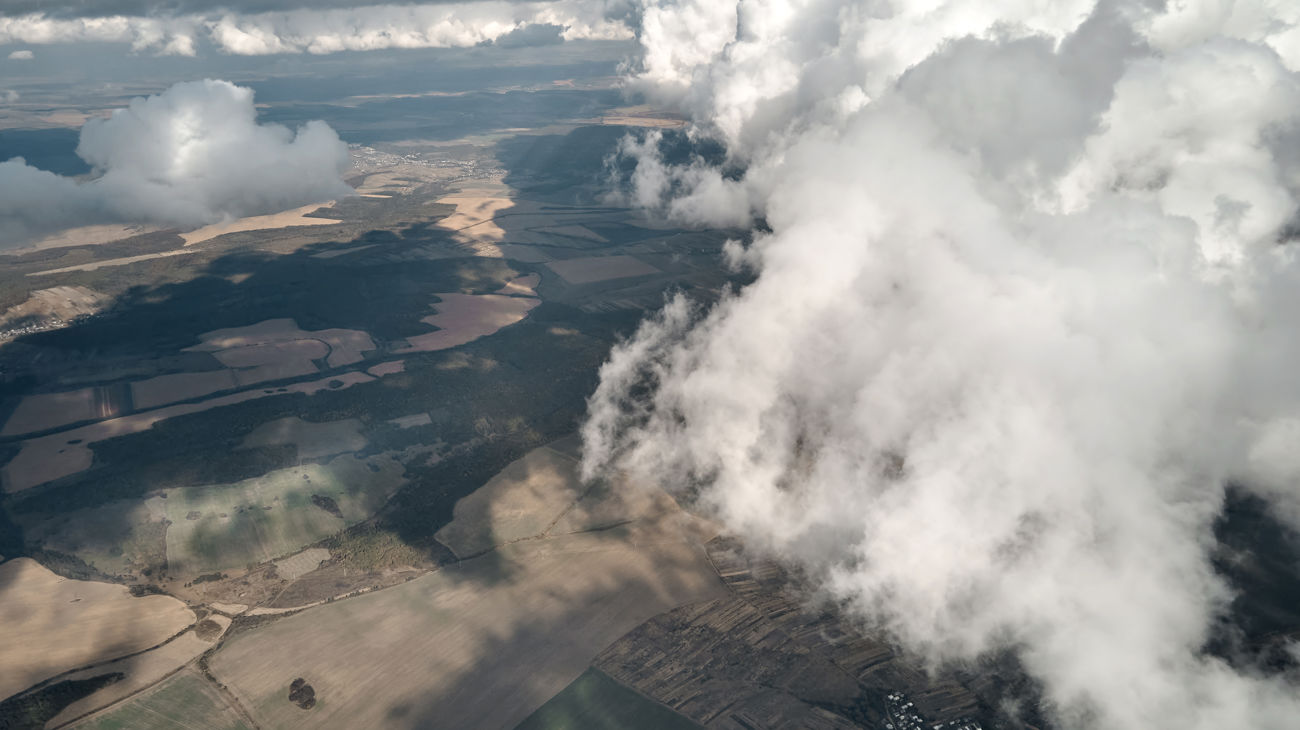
[165,452,407,575]
[515,668,703,730]
[72,670,249,730]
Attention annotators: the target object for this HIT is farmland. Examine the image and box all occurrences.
[516,668,703,730]
[207,494,725,729]
[48,616,232,728]
[68,670,250,730]
[0,558,195,700]
[162,453,407,576]
[0,99,751,729]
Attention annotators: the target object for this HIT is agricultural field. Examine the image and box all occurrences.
[24,451,408,581]
[48,616,232,728]
[0,285,106,338]
[209,527,725,730]
[546,255,662,284]
[20,225,163,253]
[239,417,367,460]
[434,443,586,558]
[206,443,726,730]
[515,668,703,730]
[2,387,105,436]
[162,453,407,576]
[398,292,540,353]
[130,370,238,411]
[23,495,171,579]
[0,104,749,730]
[0,558,195,700]
[181,202,342,246]
[68,669,250,730]
[2,370,378,492]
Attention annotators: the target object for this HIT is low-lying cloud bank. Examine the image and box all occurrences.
[0,79,350,245]
[584,1,1300,729]
[0,1,631,56]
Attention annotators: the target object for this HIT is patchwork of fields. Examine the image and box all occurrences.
[0,122,755,730]
[208,460,725,729]
[0,558,195,701]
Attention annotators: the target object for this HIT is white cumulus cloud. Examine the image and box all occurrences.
[0,79,351,245]
[583,2,1300,729]
[0,1,630,56]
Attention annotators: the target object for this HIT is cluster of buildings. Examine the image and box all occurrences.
[0,313,96,342]
[884,691,984,730]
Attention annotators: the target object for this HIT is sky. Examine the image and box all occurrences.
[5,2,1300,729]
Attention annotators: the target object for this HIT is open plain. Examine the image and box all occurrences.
[0,558,195,700]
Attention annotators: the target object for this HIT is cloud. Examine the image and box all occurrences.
[0,1,631,56]
[0,79,351,245]
[7,49,33,59]
[583,2,1300,729]
[0,0,470,17]
[0,13,198,55]
[492,21,563,47]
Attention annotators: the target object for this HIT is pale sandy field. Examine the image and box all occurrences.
[28,249,197,277]
[0,558,195,700]
[14,224,163,254]
[594,105,689,129]
[399,293,540,353]
[546,255,662,284]
[495,273,540,296]
[272,548,332,582]
[48,619,230,728]
[367,359,406,376]
[215,339,328,369]
[208,508,724,730]
[434,446,586,558]
[181,202,340,246]
[186,318,374,368]
[0,286,107,331]
[600,115,688,128]
[434,191,514,255]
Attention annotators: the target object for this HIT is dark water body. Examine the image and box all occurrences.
[0,128,90,176]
